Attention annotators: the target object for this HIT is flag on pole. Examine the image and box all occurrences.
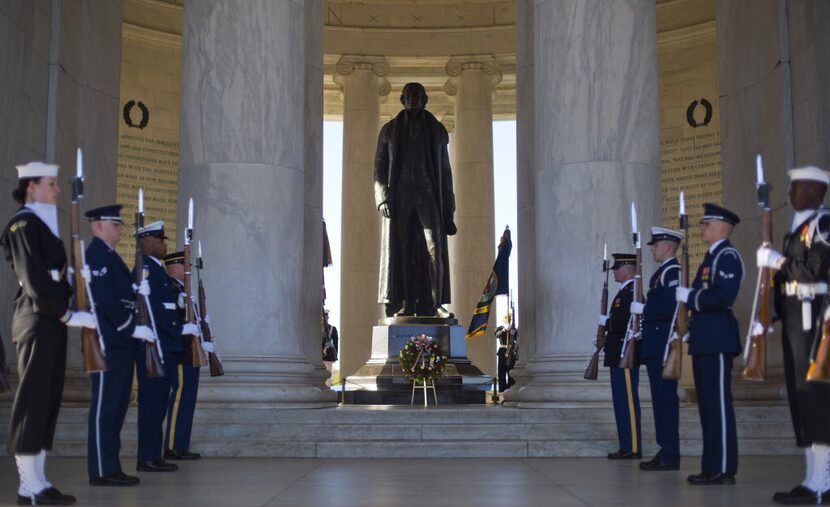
[465,226,512,340]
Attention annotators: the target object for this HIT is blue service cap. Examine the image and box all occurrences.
[699,203,740,226]
[84,204,124,224]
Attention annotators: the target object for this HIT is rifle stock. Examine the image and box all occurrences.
[619,239,642,369]
[585,261,609,380]
[743,179,772,381]
[663,211,689,380]
[196,255,224,377]
[807,307,830,382]
[70,171,107,373]
[183,241,208,368]
[135,210,164,378]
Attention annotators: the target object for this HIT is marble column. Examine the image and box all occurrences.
[0,0,123,401]
[505,0,661,405]
[334,56,390,378]
[178,0,334,405]
[444,56,502,377]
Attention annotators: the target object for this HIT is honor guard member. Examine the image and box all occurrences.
[134,221,200,472]
[757,166,830,504]
[2,162,97,505]
[163,251,207,461]
[599,253,642,460]
[85,205,155,487]
[494,313,517,392]
[631,227,682,471]
[676,203,744,485]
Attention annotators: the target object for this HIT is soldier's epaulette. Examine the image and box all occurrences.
[9,220,27,233]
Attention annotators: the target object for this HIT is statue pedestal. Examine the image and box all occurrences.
[345,317,491,404]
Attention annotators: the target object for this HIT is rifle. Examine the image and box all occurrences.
[135,189,165,378]
[663,192,688,379]
[808,305,830,382]
[70,148,107,373]
[743,155,771,381]
[584,244,609,380]
[196,240,224,377]
[183,199,208,368]
[0,333,9,392]
[619,203,642,369]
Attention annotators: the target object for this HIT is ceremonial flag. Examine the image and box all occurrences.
[465,226,512,340]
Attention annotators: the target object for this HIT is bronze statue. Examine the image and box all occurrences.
[374,83,457,318]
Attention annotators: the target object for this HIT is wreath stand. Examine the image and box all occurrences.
[410,378,438,406]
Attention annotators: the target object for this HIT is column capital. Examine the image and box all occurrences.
[444,54,503,96]
[334,55,391,96]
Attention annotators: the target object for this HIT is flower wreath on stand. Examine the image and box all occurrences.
[398,334,447,385]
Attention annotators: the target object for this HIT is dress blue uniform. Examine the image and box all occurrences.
[686,204,744,482]
[133,223,183,468]
[85,223,140,481]
[163,252,201,459]
[604,254,641,458]
[640,228,682,470]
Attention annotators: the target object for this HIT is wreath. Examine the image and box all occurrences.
[398,334,446,384]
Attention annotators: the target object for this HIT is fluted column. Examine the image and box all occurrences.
[505,0,661,405]
[445,56,502,376]
[178,0,334,405]
[334,56,390,378]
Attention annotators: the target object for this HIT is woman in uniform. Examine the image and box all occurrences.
[1,162,97,505]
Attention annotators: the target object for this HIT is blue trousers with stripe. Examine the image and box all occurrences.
[165,363,200,451]
[87,347,135,479]
[692,353,738,475]
[137,351,181,462]
[643,356,680,466]
[609,366,641,454]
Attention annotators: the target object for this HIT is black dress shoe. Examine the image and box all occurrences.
[607,450,642,460]
[772,485,826,504]
[687,472,735,485]
[639,460,679,471]
[136,460,179,472]
[17,487,76,505]
[164,449,202,461]
[89,472,140,486]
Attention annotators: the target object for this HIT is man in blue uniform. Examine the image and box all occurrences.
[631,227,682,471]
[757,166,830,504]
[85,205,155,486]
[163,251,208,461]
[599,253,641,460]
[134,221,200,472]
[676,203,744,485]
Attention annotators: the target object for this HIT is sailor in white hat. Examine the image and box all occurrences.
[1,161,97,505]
[757,165,830,504]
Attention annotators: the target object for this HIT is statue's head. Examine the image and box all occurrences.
[401,82,428,112]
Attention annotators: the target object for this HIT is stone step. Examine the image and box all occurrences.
[0,403,800,458]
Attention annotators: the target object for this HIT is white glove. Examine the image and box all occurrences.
[630,302,644,315]
[204,314,211,324]
[681,332,690,343]
[80,264,92,284]
[201,341,215,354]
[182,322,201,336]
[66,311,97,329]
[177,292,187,309]
[137,279,150,296]
[676,286,692,303]
[757,247,785,270]
[132,325,156,342]
[597,315,608,327]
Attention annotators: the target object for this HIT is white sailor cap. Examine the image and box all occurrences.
[134,220,168,239]
[789,166,830,185]
[16,161,59,179]
[647,226,684,245]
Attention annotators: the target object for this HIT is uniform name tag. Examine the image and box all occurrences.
[49,269,60,282]
[163,302,176,310]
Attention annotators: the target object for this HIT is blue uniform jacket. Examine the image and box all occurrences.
[86,237,138,350]
[641,258,680,359]
[134,256,183,353]
[687,239,744,356]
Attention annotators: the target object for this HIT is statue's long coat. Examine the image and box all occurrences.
[373,109,456,308]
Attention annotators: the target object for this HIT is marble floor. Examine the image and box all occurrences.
[0,455,803,506]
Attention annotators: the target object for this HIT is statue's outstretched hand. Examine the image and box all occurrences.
[379,202,391,219]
